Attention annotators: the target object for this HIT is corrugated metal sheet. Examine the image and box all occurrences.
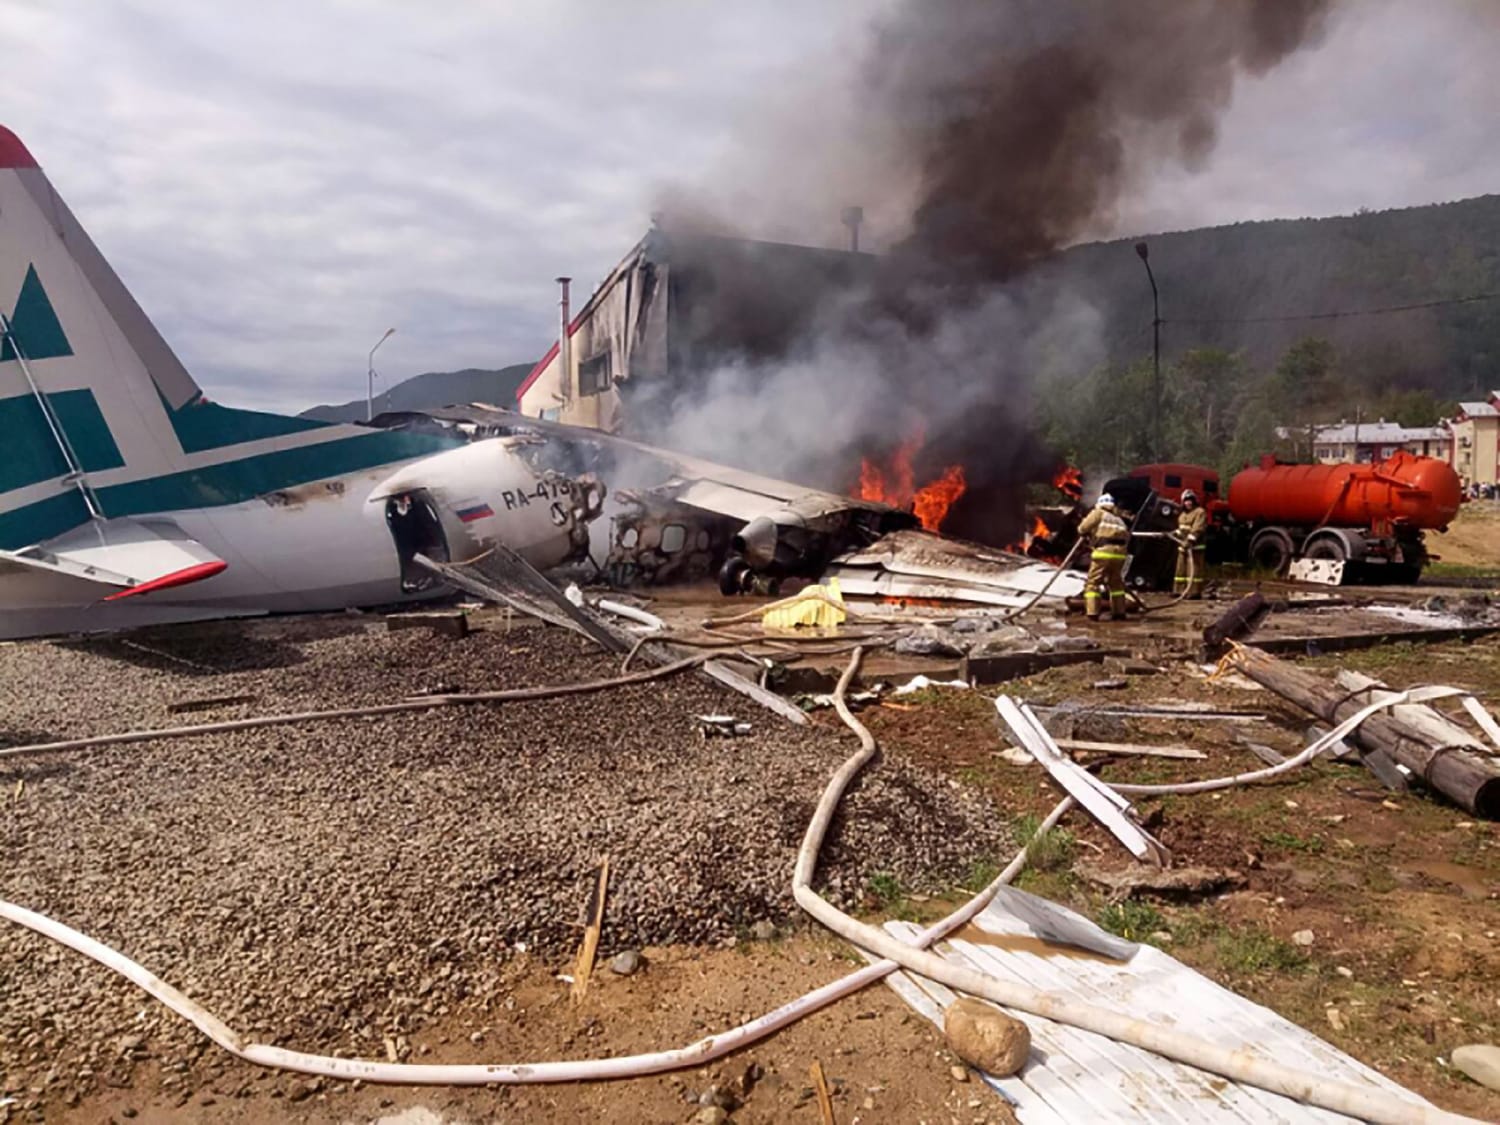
[881,891,1433,1123]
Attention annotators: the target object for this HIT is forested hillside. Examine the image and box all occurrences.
[1031,194,1500,475]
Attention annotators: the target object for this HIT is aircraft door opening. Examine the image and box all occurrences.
[384,490,449,593]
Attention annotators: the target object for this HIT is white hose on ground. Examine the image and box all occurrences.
[1108,684,1477,797]
[795,647,1481,1125]
[0,777,1073,1085]
[0,656,711,761]
[1002,537,1085,622]
[593,598,665,632]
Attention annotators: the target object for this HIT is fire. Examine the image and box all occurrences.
[913,465,967,531]
[1053,465,1084,500]
[856,430,967,532]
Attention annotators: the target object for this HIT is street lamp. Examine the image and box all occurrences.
[367,328,396,422]
[1134,241,1162,462]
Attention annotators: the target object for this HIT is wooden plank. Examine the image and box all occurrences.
[570,857,610,1004]
[810,1058,836,1125]
[1057,738,1206,761]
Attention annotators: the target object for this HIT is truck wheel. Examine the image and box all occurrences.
[1249,528,1294,575]
[1305,535,1348,562]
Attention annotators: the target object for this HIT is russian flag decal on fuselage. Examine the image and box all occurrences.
[454,500,495,523]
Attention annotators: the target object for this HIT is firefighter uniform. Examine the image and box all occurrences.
[1174,494,1208,599]
[1077,497,1130,620]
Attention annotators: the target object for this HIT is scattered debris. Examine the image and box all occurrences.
[1090,678,1129,691]
[750,920,777,941]
[994,696,1166,864]
[809,1058,836,1125]
[894,625,967,658]
[943,997,1031,1078]
[1058,739,1206,761]
[1230,646,1500,817]
[894,675,970,695]
[1291,930,1316,947]
[696,714,753,738]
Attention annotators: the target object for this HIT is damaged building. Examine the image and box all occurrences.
[514,222,874,433]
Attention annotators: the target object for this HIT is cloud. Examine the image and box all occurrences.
[0,1,1494,412]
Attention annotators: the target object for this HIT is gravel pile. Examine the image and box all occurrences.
[0,614,1005,1110]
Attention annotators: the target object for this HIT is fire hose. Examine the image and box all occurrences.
[0,678,1070,1086]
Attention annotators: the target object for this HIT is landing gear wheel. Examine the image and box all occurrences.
[718,557,752,596]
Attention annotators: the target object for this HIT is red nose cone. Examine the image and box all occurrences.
[0,125,39,169]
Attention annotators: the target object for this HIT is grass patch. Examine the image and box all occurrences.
[1262,830,1325,854]
[1098,900,1166,942]
[1425,562,1500,580]
[865,871,918,921]
[1215,926,1309,974]
[960,855,1004,893]
[1014,813,1076,871]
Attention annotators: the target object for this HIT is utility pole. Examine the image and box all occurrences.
[367,328,396,422]
[1134,242,1162,461]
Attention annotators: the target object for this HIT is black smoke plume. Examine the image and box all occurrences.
[638,0,1337,545]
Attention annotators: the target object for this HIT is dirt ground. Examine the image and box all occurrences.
[860,626,1500,1121]
[8,591,1500,1123]
[1426,498,1500,571]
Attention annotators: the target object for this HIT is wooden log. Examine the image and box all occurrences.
[1335,670,1482,752]
[1202,592,1270,652]
[1230,646,1500,818]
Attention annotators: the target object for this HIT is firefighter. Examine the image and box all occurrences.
[1173,489,1208,599]
[1077,493,1130,620]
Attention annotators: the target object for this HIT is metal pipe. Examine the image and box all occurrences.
[0,310,103,519]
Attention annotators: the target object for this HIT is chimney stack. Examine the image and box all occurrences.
[841,206,864,253]
[556,276,572,404]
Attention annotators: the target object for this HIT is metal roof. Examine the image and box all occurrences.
[881,887,1433,1123]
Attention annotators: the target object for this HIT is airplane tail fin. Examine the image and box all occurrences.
[0,124,352,551]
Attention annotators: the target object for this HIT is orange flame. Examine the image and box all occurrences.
[913,465,967,532]
[856,432,967,533]
[1053,465,1084,500]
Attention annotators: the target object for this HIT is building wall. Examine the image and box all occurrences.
[1451,416,1500,485]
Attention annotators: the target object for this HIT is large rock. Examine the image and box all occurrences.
[894,626,966,658]
[943,997,1031,1077]
[1452,1044,1500,1092]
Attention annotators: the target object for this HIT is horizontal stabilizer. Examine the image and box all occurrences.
[0,517,225,597]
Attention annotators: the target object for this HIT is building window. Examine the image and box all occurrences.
[579,351,611,396]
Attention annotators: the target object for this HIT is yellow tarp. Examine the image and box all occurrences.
[761,580,846,629]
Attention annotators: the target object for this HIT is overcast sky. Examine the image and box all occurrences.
[0,0,1495,413]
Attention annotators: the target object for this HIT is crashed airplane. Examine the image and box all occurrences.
[0,124,1081,640]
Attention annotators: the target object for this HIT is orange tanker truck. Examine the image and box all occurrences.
[1109,451,1463,585]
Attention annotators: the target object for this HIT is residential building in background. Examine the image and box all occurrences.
[1449,398,1500,487]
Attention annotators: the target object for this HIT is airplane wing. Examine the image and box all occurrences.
[0,517,226,600]
[377,404,889,525]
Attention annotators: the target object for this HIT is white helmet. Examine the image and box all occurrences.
[1096,493,1115,508]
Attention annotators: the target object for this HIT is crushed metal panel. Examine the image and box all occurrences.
[1288,558,1347,586]
[881,893,1433,1124]
[833,529,1086,598]
[824,567,1039,608]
